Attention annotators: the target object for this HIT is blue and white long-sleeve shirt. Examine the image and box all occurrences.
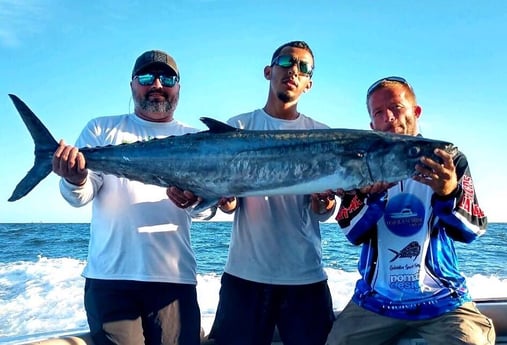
[335,150,487,320]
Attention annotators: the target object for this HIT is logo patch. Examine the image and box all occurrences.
[384,193,424,236]
[388,241,421,262]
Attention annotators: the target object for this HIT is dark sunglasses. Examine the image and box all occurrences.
[366,76,412,97]
[134,73,179,88]
[271,55,313,76]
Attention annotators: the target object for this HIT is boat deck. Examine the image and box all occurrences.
[20,298,507,345]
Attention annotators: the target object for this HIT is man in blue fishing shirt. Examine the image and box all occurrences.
[326,76,495,345]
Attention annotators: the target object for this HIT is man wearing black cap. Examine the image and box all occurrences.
[52,50,203,345]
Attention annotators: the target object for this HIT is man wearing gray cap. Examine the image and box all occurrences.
[52,49,203,345]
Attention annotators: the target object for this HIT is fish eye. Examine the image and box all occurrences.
[408,146,421,157]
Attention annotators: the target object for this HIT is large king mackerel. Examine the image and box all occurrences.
[8,94,456,211]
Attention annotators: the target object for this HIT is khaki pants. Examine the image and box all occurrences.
[326,300,496,345]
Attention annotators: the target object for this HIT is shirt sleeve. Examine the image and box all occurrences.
[335,190,387,245]
[58,119,105,207]
[431,151,488,243]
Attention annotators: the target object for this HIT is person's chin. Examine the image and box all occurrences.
[277,91,297,103]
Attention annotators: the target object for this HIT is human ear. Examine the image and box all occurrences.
[303,79,313,92]
[264,66,271,80]
[414,105,422,118]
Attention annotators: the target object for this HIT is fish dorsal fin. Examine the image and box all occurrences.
[200,117,238,133]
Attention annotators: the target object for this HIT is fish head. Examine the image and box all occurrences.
[364,132,456,186]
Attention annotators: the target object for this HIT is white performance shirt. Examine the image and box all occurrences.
[60,114,200,284]
[224,109,332,285]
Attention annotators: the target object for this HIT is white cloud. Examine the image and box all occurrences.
[0,0,49,47]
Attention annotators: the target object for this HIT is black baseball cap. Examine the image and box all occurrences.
[132,50,179,78]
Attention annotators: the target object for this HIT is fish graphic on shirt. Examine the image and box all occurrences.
[388,241,421,262]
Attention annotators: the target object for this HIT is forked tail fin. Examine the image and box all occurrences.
[8,94,58,201]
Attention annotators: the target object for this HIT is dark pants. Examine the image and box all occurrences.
[84,278,201,345]
[208,273,335,345]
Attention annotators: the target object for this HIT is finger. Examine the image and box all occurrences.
[436,149,455,170]
[76,152,86,171]
[66,147,80,171]
[414,164,430,176]
[169,186,184,199]
[324,189,336,199]
[218,196,234,206]
[54,147,70,175]
[359,186,371,194]
[167,187,186,206]
[183,190,199,205]
[168,194,186,208]
[419,156,441,171]
[183,190,196,200]
[53,140,67,159]
[413,175,432,187]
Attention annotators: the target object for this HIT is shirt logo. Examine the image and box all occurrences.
[388,241,421,262]
[384,193,425,236]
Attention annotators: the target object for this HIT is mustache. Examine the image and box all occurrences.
[146,90,168,99]
[282,77,298,87]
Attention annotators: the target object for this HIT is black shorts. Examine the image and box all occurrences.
[208,273,335,345]
[84,278,201,345]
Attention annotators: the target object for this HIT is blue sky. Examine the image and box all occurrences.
[1,1,505,223]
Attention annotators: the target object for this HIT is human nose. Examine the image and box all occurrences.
[151,76,163,88]
[287,62,300,76]
[385,109,395,122]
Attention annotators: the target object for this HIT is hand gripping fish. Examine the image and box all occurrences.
[7,94,457,213]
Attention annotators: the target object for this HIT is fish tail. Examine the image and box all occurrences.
[8,94,58,202]
[388,248,399,262]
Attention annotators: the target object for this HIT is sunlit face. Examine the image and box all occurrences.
[265,46,313,104]
[367,84,421,136]
[130,68,180,122]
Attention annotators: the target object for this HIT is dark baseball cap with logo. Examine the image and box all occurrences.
[131,50,179,78]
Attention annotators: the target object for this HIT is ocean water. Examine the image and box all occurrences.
[1,222,506,344]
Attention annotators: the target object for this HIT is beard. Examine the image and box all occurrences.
[276,91,295,103]
[136,98,176,113]
[133,91,178,113]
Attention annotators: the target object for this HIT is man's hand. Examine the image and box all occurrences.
[52,140,87,186]
[167,186,201,208]
[311,190,336,214]
[413,148,458,197]
[218,197,237,214]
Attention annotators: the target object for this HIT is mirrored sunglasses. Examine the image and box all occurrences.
[134,73,179,88]
[271,55,313,76]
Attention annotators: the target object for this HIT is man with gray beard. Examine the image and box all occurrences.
[52,50,203,345]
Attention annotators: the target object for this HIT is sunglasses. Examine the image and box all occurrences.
[134,73,179,88]
[271,55,313,76]
[366,76,412,97]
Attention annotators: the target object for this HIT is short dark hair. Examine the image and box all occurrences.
[271,41,315,66]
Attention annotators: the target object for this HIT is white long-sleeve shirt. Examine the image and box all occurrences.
[60,113,200,284]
